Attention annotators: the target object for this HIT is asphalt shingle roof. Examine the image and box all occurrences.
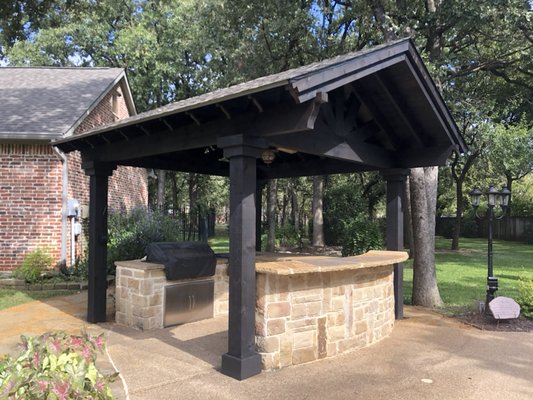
[0,67,124,140]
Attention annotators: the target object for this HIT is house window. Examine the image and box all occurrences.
[111,91,121,120]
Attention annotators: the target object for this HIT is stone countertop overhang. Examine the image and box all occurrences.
[254,250,409,275]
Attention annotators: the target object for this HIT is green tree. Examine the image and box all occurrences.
[4,0,532,307]
[489,121,533,203]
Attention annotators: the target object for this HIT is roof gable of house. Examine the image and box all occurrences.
[0,67,135,141]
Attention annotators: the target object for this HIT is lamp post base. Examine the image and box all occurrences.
[485,276,498,310]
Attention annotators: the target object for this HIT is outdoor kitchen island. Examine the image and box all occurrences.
[115,249,408,370]
[254,250,408,370]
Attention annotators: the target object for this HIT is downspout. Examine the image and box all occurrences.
[53,147,68,267]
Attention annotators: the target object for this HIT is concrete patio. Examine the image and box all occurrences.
[1,292,532,399]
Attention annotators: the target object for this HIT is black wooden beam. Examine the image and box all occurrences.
[399,145,456,168]
[256,181,266,252]
[293,53,407,103]
[402,55,467,153]
[348,83,401,151]
[83,162,116,323]
[373,73,425,148]
[267,127,394,169]
[381,168,409,320]
[257,156,372,179]
[84,99,322,164]
[120,151,229,176]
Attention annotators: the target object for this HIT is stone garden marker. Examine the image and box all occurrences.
[489,296,521,320]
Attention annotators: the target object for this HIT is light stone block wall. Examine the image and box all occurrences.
[214,263,229,317]
[255,265,395,370]
[115,260,229,330]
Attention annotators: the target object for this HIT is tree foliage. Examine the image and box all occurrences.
[2,0,532,306]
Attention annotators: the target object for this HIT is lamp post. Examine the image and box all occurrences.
[470,185,511,307]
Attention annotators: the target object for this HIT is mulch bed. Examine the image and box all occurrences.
[455,312,533,332]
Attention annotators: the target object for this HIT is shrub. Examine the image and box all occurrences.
[275,224,301,248]
[323,179,384,256]
[323,181,368,246]
[13,248,53,283]
[461,212,479,238]
[340,217,384,256]
[107,208,185,272]
[522,224,533,244]
[517,275,533,318]
[0,331,116,399]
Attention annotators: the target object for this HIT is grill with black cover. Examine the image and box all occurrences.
[145,241,216,280]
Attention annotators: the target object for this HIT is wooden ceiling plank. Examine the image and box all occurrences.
[373,73,425,147]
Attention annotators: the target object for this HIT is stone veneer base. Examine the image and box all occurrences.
[115,250,406,372]
[115,260,228,331]
[255,261,397,370]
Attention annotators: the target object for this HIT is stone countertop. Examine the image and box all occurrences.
[115,250,408,276]
[254,250,408,275]
[115,258,228,271]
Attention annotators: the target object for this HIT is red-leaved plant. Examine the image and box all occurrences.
[0,331,117,399]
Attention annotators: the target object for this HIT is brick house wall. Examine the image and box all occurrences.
[0,81,147,271]
[68,82,148,209]
[0,144,63,270]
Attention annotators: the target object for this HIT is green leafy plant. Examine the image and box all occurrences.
[275,224,301,248]
[60,256,89,281]
[323,179,384,256]
[517,275,533,318]
[340,217,384,257]
[0,331,116,399]
[107,207,184,273]
[13,248,53,283]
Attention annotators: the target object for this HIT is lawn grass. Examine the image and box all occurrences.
[0,289,76,311]
[208,228,531,316]
[208,225,230,253]
[403,237,533,314]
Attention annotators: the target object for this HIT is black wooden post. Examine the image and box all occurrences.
[83,162,115,323]
[218,136,263,380]
[255,180,266,252]
[381,169,409,320]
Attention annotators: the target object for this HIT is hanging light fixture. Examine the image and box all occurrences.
[261,149,276,164]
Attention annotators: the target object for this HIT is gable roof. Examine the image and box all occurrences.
[0,67,136,141]
[54,39,467,177]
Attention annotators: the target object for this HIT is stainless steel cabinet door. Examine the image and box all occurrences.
[164,279,214,327]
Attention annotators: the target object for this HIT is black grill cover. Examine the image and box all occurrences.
[145,242,216,280]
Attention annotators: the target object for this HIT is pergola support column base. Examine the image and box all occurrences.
[221,352,262,381]
[83,161,116,323]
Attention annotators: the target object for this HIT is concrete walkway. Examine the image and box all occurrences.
[1,292,532,399]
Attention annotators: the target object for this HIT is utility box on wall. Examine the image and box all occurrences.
[80,204,89,219]
[67,199,80,218]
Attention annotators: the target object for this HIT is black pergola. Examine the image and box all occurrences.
[54,38,467,380]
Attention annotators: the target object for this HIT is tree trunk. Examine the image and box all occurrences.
[451,179,463,250]
[188,173,199,239]
[404,176,414,259]
[156,169,166,210]
[410,167,443,307]
[290,179,300,234]
[266,179,277,252]
[312,175,325,247]
[170,172,178,216]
